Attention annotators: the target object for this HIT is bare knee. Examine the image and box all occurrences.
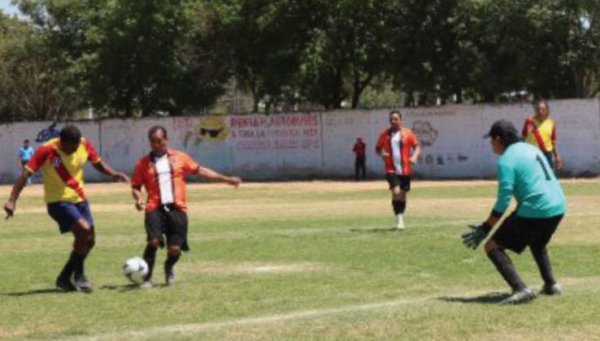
[147,239,161,249]
[484,239,500,254]
[167,245,181,257]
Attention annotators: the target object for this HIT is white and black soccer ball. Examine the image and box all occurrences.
[122,257,149,284]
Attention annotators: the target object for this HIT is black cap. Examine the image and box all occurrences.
[483,120,518,139]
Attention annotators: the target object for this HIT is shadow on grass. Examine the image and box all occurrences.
[4,288,64,296]
[438,292,510,304]
[349,228,402,233]
[99,283,143,292]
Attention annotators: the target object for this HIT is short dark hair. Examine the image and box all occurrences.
[59,125,82,144]
[485,120,520,147]
[389,110,401,118]
[24,139,30,143]
[148,125,168,140]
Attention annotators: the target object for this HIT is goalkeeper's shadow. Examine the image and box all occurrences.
[437,292,511,304]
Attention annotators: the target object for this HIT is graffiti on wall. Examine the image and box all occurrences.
[181,117,231,148]
[173,116,234,171]
[411,120,438,147]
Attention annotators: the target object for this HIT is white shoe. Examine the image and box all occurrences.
[139,281,153,289]
[540,283,562,296]
[499,288,535,305]
[396,215,405,230]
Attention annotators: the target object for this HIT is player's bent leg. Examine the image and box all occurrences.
[531,245,561,295]
[391,189,406,230]
[71,219,94,292]
[142,239,161,285]
[165,245,181,286]
[484,240,534,304]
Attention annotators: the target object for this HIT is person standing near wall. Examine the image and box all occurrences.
[353,137,367,181]
[18,139,35,185]
[521,99,563,171]
[375,111,421,230]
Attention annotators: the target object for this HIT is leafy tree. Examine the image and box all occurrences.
[296,0,392,109]
[0,14,82,122]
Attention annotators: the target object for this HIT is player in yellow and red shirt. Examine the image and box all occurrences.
[521,99,563,171]
[3,125,129,292]
[131,126,241,288]
[375,111,421,230]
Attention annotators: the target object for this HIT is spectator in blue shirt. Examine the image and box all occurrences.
[462,120,566,305]
[18,139,35,185]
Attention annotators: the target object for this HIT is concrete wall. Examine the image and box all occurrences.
[1,99,598,182]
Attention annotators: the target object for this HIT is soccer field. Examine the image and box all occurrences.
[1,179,599,340]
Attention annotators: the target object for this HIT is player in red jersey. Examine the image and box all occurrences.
[353,137,367,181]
[375,111,421,230]
[131,125,241,288]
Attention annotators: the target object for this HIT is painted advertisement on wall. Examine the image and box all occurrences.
[171,113,322,178]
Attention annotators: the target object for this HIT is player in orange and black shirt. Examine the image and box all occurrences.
[3,125,129,292]
[375,111,421,230]
[131,125,242,288]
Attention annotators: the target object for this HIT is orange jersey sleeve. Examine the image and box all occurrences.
[180,152,201,175]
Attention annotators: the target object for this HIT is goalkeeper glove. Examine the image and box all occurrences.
[461,223,492,249]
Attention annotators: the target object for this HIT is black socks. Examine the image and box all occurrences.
[59,251,84,280]
[392,200,406,215]
[487,248,527,291]
[531,246,556,286]
[165,253,181,271]
[143,245,158,281]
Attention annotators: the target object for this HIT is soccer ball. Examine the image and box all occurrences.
[122,257,149,284]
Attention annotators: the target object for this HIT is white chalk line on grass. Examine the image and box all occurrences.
[68,296,432,341]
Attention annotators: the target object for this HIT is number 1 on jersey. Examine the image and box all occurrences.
[536,155,552,181]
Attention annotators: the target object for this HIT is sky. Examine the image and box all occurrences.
[0,0,19,16]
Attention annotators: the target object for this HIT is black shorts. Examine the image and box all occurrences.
[385,174,411,191]
[145,206,190,251]
[492,212,563,254]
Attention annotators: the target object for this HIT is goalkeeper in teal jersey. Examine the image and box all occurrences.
[462,120,566,305]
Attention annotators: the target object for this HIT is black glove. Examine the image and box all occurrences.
[461,223,491,249]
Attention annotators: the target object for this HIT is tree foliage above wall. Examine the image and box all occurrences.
[0,0,598,121]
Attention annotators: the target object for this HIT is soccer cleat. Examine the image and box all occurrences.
[74,275,93,293]
[396,214,405,230]
[139,281,153,289]
[540,283,562,296]
[499,288,536,305]
[56,276,79,292]
[165,265,175,286]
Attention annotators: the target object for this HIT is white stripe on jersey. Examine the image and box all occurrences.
[391,131,403,175]
[154,154,174,205]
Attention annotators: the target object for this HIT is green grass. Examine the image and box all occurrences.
[0,180,599,340]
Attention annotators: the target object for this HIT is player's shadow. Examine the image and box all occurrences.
[100,283,169,292]
[437,292,511,304]
[349,228,401,233]
[99,284,142,292]
[4,288,65,296]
